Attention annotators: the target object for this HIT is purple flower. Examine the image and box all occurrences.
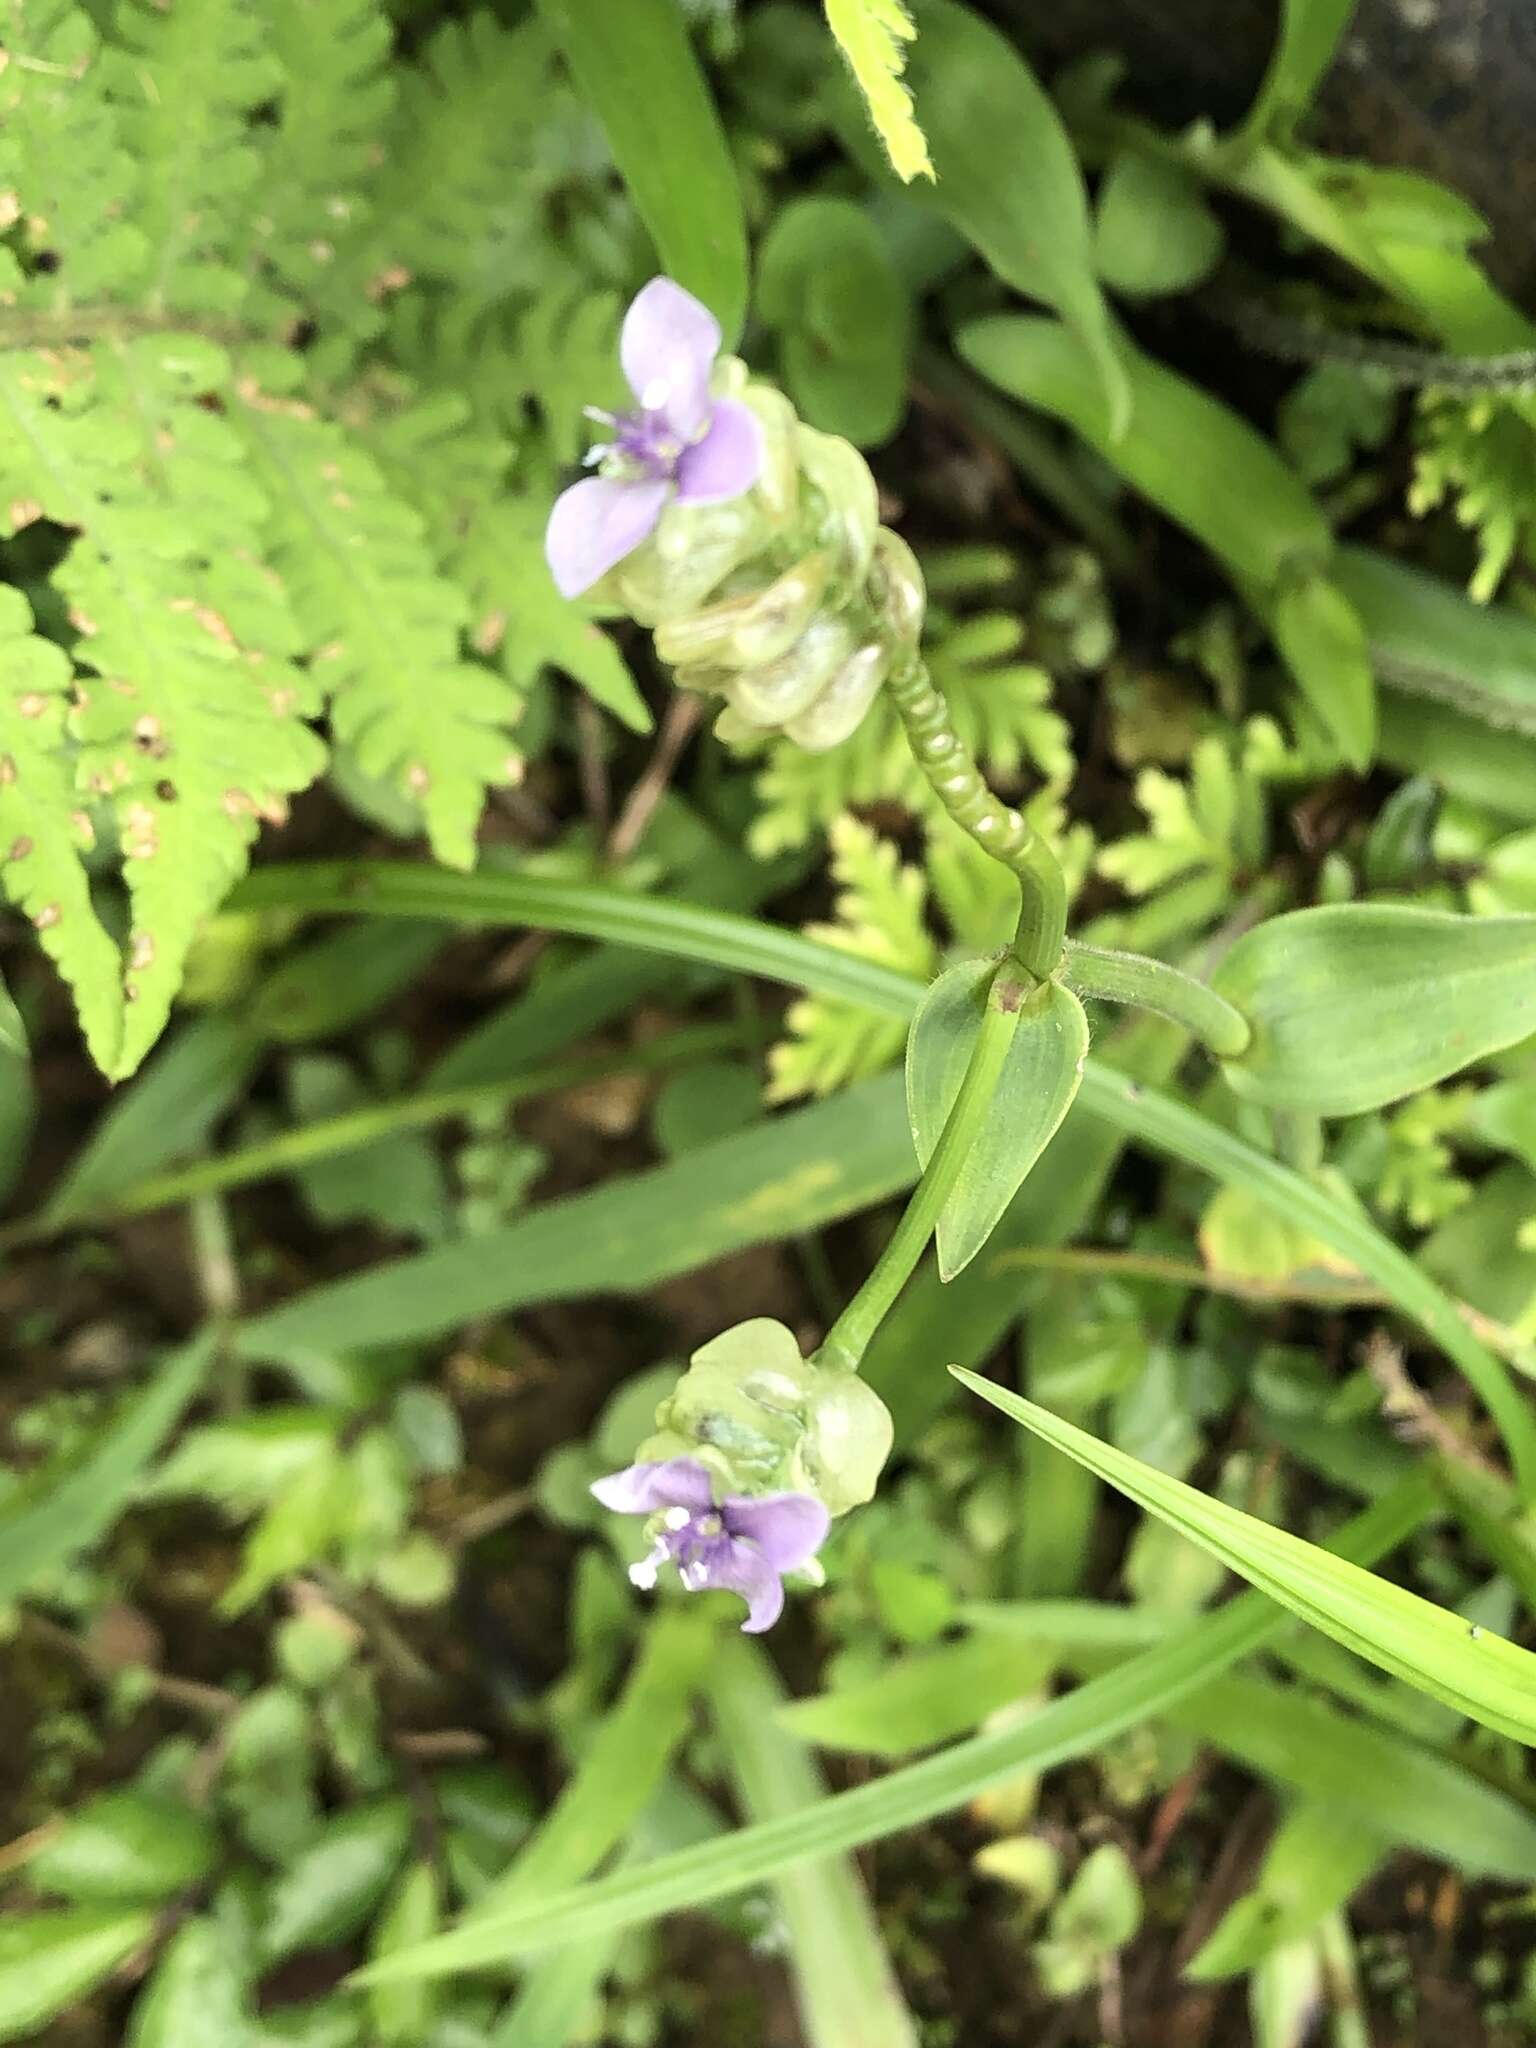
[591,1456,829,1634]
[544,277,762,600]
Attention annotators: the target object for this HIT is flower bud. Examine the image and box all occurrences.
[633,1317,894,1518]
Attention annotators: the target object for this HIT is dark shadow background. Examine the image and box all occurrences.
[991,0,1536,299]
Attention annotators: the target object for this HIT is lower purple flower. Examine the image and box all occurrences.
[590,1456,830,1633]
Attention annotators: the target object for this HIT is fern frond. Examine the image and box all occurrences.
[0,588,123,1070]
[0,0,146,310]
[824,0,933,183]
[0,336,326,1074]
[373,14,572,308]
[768,815,935,1102]
[1410,390,1536,603]
[100,0,279,317]
[231,384,522,868]
[241,0,398,356]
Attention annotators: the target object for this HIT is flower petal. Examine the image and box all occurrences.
[590,1457,715,1515]
[621,276,720,439]
[711,1539,786,1633]
[674,399,761,506]
[545,475,671,599]
[723,1490,830,1574]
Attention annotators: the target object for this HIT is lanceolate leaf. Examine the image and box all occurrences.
[0,1909,155,2044]
[0,1336,214,1607]
[954,1372,1536,1743]
[872,0,1128,432]
[534,0,749,340]
[1213,903,1536,1115]
[1239,0,1359,144]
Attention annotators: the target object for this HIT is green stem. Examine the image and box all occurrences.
[817,968,1023,1373]
[1063,940,1253,1059]
[885,654,1068,979]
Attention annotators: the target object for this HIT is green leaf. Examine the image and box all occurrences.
[887,0,1128,434]
[1213,904,1536,1115]
[368,1863,439,2048]
[0,587,123,1072]
[126,1916,253,2048]
[824,0,932,182]
[533,0,748,340]
[1173,1673,1536,1879]
[1239,0,1359,143]
[758,197,912,448]
[0,1336,212,1606]
[958,314,1328,592]
[1335,543,1536,740]
[907,961,1088,1277]
[463,1606,716,1926]
[1186,1801,1384,1981]
[230,388,519,872]
[1093,150,1224,298]
[29,1792,218,1907]
[351,1483,1434,1983]
[954,1372,1536,1743]
[230,863,1533,1481]
[1268,571,1377,768]
[711,1637,920,2048]
[0,1907,155,2043]
[0,340,327,1076]
[261,1798,413,1962]
[239,1067,917,1360]
[779,1634,1055,1757]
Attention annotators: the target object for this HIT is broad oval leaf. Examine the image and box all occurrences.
[955,1371,1536,1744]
[1212,903,1536,1115]
[1093,149,1224,299]
[0,1907,154,2043]
[533,0,748,339]
[906,960,1088,1279]
[758,196,911,447]
[29,1791,218,1906]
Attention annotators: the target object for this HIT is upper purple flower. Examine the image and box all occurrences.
[591,1455,829,1633]
[544,278,762,600]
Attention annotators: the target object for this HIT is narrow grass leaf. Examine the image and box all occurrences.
[955,1373,1536,1742]
[0,1336,213,1605]
[354,1481,1432,1982]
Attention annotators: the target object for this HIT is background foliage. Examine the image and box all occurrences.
[6,1,1536,2045]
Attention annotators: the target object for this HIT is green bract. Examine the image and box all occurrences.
[1213,903,1536,1115]
[640,1317,894,1515]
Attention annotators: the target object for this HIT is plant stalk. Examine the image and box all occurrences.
[886,653,1069,979]
[1063,940,1253,1059]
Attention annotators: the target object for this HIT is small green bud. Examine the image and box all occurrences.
[636,1317,893,1516]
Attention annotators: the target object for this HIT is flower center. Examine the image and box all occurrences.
[585,403,694,485]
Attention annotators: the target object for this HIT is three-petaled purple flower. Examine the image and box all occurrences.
[591,1456,829,1633]
[545,277,763,600]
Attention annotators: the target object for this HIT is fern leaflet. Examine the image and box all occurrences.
[0,336,326,1074]
[232,381,522,869]
[0,588,123,1070]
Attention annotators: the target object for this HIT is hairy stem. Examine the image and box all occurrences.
[885,654,1068,979]
[816,964,1024,1373]
[1063,941,1253,1059]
